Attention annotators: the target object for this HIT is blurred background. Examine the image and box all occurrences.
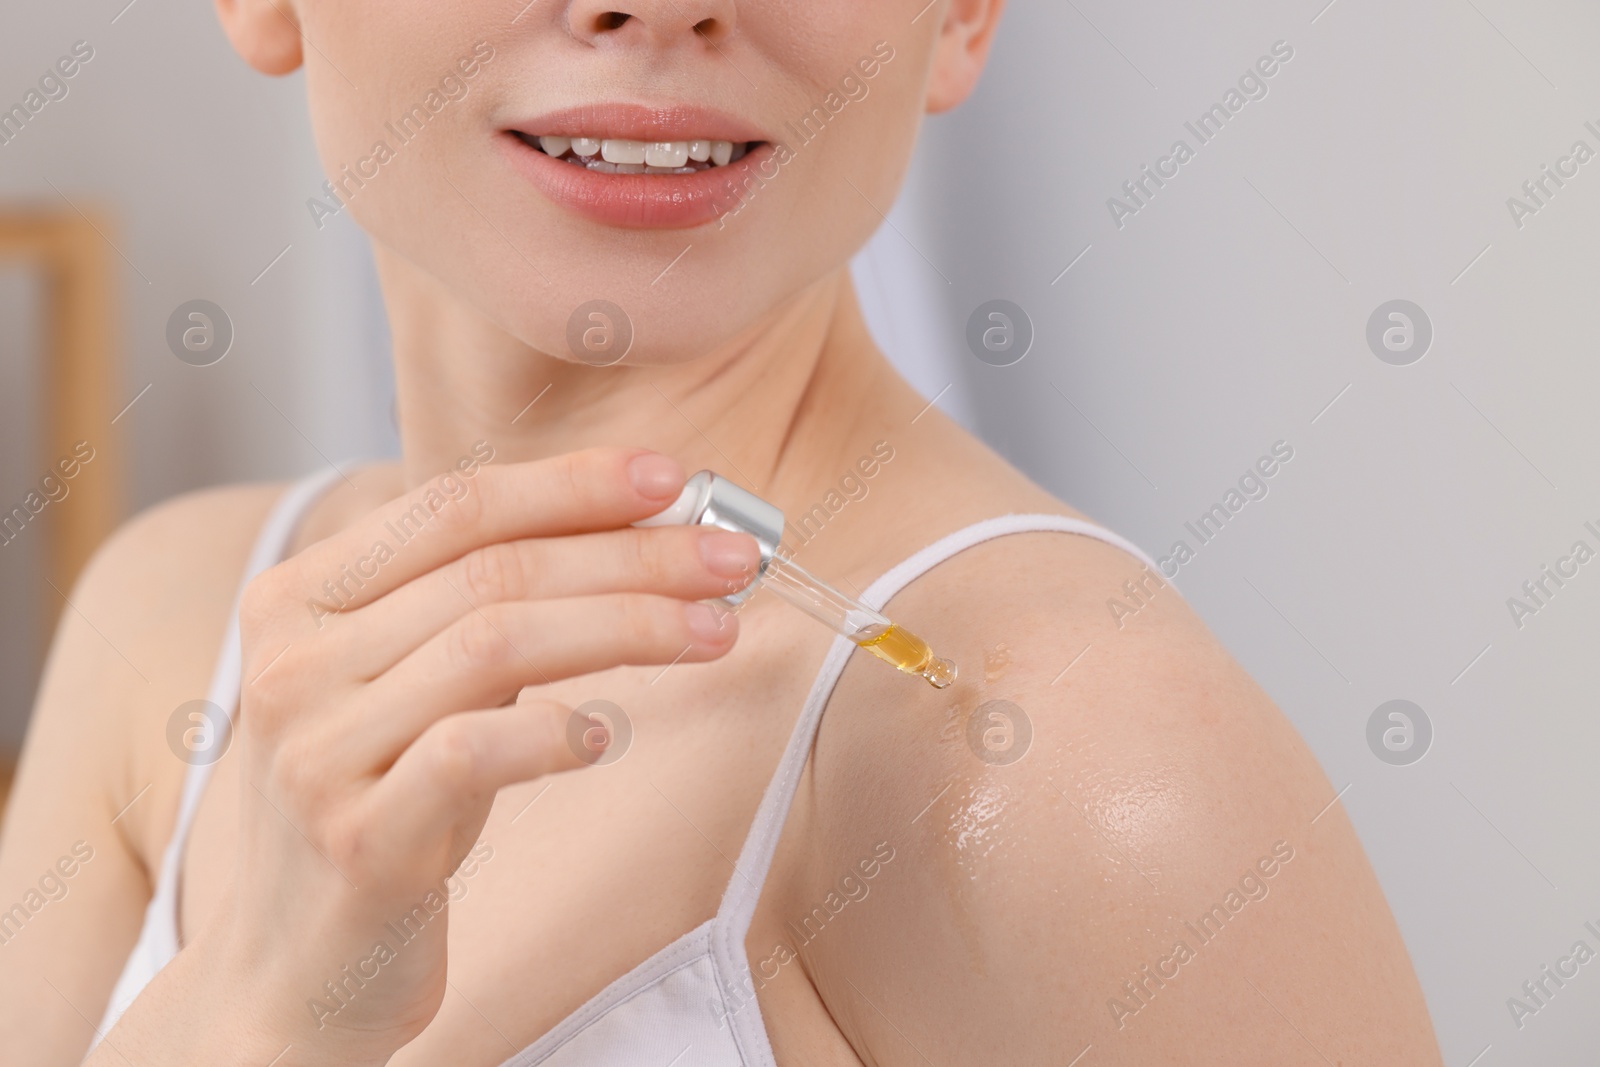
[2,0,1597,1061]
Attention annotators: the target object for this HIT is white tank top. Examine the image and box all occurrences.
[93,466,1166,1064]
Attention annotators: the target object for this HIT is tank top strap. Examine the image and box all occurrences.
[153,465,350,936]
[709,512,1165,1062]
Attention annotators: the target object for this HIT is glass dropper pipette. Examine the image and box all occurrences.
[633,470,958,689]
[758,554,957,688]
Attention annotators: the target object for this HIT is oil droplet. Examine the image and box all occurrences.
[922,655,958,688]
[983,641,1013,682]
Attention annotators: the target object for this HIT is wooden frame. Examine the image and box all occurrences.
[0,208,122,632]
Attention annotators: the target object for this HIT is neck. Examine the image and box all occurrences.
[378,249,910,519]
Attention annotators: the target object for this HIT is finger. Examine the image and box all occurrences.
[266,448,689,623]
[348,594,737,764]
[318,525,760,680]
[367,699,585,857]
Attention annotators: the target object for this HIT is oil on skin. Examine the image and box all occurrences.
[925,646,1029,977]
[920,637,1194,981]
[930,773,1022,978]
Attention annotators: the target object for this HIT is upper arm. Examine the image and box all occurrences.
[799,532,1442,1066]
[0,483,276,1064]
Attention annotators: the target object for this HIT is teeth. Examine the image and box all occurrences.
[645,141,689,168]
[600,139,647,165]
[535,133,750,170]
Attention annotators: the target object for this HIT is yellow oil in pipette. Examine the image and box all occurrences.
[759,555,958,689]
[851,622,959,688]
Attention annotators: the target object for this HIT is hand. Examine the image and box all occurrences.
[153,449,757,1065]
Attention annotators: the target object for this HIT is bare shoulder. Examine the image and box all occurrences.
[784,527,1443,1065]
[8,479,286,864]
[0,479,287,1060]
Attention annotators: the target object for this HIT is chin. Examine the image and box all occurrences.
[342,124,860,365]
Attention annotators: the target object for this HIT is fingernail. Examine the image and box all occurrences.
[684,602,727,644]
[629,452,684,499]
[699,530,758,580]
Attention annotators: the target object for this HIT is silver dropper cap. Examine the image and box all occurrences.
[632,470,784,606]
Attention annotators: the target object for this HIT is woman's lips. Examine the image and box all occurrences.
[497,129,775,230]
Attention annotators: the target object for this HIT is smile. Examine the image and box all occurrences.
[514,132,758,174]
[498,104,774,229]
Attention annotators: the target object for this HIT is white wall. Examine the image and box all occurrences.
[857,0,1600,1061]
[0,2,396,745]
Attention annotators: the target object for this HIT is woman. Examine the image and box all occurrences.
[0,1,1444,1063]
